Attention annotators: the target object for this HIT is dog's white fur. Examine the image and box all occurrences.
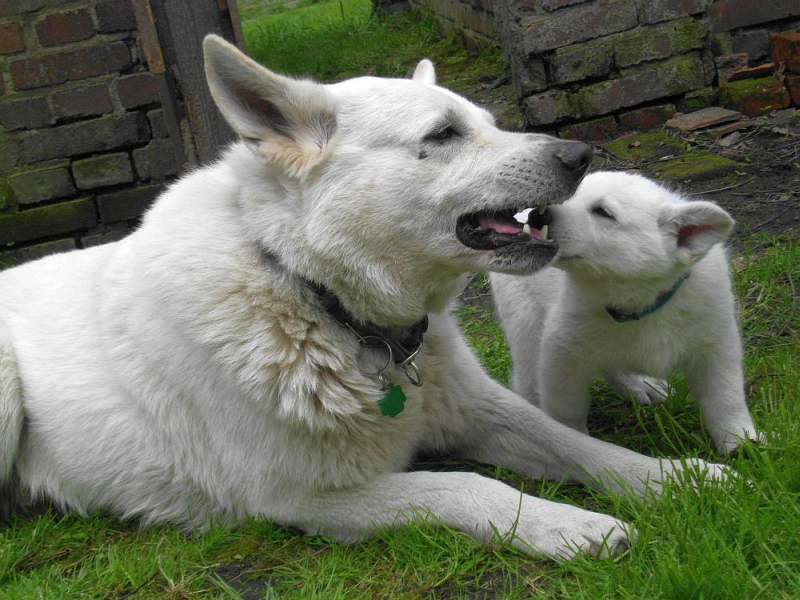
[492,171,759,454]
[0,38,730,560]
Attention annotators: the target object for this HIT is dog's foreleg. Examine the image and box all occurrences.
[440,324,728,495]
[291,471,632,560]
[0,321,23,520]
[687,327,759,454]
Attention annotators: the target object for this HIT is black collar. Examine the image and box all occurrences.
[304,279,429,371]
[606,272,690,323]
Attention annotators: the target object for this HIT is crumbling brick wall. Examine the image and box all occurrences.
[0,0,183,266]
[411,0,800,139]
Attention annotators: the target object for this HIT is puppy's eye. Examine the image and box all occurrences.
[591,205,616,220]
[425,125,458,142]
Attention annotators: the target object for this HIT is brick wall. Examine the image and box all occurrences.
[0,0,183,267]
[412,0,800,139]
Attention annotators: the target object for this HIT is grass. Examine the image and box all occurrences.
[242,0,504,84]
[3,2,800,597]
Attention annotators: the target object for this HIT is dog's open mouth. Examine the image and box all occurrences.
[456,205,554,251]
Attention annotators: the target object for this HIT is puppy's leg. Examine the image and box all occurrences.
[292,471,632,560]
[606,371,669,406]
[0,322,23,520]
[687,328,758,454]
[438,323,728,495]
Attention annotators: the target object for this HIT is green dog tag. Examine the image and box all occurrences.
[379,384,406,417]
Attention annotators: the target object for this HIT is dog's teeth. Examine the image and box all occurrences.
[514,208,532,224]
[541,225,549,240]
[523,223,530,235]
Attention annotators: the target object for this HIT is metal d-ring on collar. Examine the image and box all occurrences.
[350,331,424,387]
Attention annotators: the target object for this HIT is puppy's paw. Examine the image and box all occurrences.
[512,504,635,561]
[607,372,668,405]
[716,428,765,455]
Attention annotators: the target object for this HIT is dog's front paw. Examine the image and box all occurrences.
[715,427,765,455]
[512,504,635,561]
[654,458,731,491]
[608,372,668,405]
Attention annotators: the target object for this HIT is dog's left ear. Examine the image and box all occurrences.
[659,201,734,263]
[412,59,437,85]
[203,34,337,178]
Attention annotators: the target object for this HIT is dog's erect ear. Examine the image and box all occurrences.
[412,59,437,85]
[203,34,337,178]
[660,201,734,263]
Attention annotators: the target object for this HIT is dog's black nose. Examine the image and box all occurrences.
[554,141,593,179]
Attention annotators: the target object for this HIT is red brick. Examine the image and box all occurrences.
[10,42,131,90]
[559,116,618,141]
[51,83,113,119]
[770,31,800,74]
[709,0,800,32]
[787,75,800,106]
[116,72,160,109]
[720,76,791,117]
[0,77,4,96]
[0,22,25,55]
[619,104,676,130]
[35,9,94,47]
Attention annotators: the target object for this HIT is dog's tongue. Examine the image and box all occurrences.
[479,215,523,235]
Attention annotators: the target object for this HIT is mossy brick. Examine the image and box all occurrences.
[559,116,618,141]
[0,137,20,173]
[73,153,134,190]
[133,138,181,182]
[80,224,130,247]
[0,198,96,245]
[0,96,50,131]
[18,113,148,164]
[603,131,686,161]
[96,184,163,223]
[509,53,547,97]
[576,53,705,118]
[636,0,709,24]
[0,238,75,269]
[0,0,45,17]
[9,162,75,204]
[0,179,14,212]
[51,84,113,120]
[550,38,613,85]
[618,104,676,130]
[524,88,578,126]
[733,29,770,63]
[720,76,791,117]
[677,87,718,112]
[613,18,706,68]
[709,0,800,32]
[522,0,637,53]
[652,151,739,181]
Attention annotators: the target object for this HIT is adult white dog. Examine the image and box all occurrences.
[492,171,759,454]
[0,36,727,560]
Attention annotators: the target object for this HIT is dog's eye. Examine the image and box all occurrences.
[591,205,616,220]
[425,125,458,142]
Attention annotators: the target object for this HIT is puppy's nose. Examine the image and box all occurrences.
[554,141,592,179]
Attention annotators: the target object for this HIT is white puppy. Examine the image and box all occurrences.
[492,171,759,454]
[0,38,730,561]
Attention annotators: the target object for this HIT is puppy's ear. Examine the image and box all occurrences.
[660,201,734,263]
[412,59,437,85]
[203,34,337,178]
